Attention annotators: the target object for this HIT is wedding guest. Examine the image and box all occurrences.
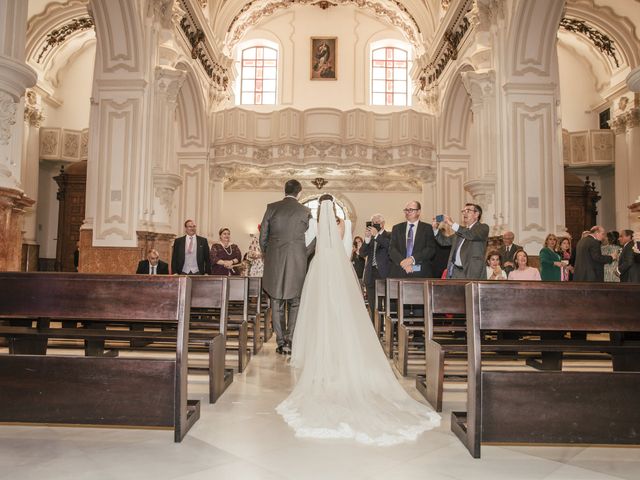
[171,219,211,275]
[351,236,366,280]
[246,231,264,277]
[539,233,562,281]
[507,249,541,280]
[602,231,621,282]
[485,250,507,280]
[390,201,437,278]
[618,230,640,283]
[136,248,169,275]
[574,226,616,282]
[360,213,391,322]
[557,236,574,281]
[210,228,242,276]
[498,231,520,275]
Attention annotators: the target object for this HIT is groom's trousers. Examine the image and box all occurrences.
[271,297,300,347]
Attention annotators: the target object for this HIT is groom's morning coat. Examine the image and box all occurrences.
[259,197,311,300]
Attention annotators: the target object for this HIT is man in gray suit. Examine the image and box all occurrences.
[574,225,616,282]
[433,203,489,279]
[498,231,520,275]
[259,179,312,355]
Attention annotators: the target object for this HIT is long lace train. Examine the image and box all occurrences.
[276,200,440,446]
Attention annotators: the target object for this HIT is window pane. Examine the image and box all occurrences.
[242,60,255,67]
[263,67,277,79]
[386,93,393,105]
[241,92,253,104]
[395,80,407,93]
[372,60,386,68]
[242,67,255,79]
[394,49,407,61]
[372,92,385,105]
[256,68,263,79]
[263,79,276,92]
[242,48,256,60]
[263,92,276,104]
[263,48,277,59]
[372,80,385,93]
[372,49,385,60]
[395,68,406,80]
[263,60,277,67]
[386,48,393,60]
[241,79,254,91]
[255,80,263,91]
[255,93,262,104]
[394,93,406,106]
[372,67,385,79]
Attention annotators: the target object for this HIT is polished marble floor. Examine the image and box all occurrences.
[1,343,639,480]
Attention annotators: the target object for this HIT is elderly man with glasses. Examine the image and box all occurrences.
[389,201,437,278]
[432,203,489,279]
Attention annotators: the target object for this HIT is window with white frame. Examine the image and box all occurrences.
[371,46,410,106]
[239,45,278,105]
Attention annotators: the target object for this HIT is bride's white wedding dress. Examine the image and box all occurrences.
[276,200,440,446]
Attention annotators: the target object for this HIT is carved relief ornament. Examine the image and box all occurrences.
[0,92,17,146]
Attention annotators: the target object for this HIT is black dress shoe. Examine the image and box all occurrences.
[282,345,292,355]
[276,346,284,355]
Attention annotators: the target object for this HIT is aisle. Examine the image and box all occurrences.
[1,342,638,480]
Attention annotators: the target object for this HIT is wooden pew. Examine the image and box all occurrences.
[0,273,199,442]
[373,278,387,340]
[189,275,234,403]
[452,282,640,458]
[248,277,264,354]
[415,280,467,411]
[394,280,427,376]
[383,278,400,358]
[227,276,250,372]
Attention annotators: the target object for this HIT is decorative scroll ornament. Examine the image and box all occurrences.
[178,4,229,91]
[559,18,619,68]
[37,17,94,63]
[0,92,17,146]
[312,177,328,189]
[418,0,473,91]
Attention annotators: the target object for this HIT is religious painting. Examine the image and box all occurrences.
[310,37,337,80]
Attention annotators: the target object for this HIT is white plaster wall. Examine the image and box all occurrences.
[217,189,418,252]
[558,43,601,132]
[36,161,64,259]
[234,5,409,111]
[42,44,95,130]
[594,0,640,33]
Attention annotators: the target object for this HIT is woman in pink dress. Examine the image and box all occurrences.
[507,249,541,280]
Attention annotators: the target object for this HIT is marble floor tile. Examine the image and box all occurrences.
[2,340,640,480]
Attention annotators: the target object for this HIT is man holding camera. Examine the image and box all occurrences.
[433,203,489,279]
[360,213,391,322]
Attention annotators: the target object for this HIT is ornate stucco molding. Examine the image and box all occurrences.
[224,0,424,56]
[0,92,17,146]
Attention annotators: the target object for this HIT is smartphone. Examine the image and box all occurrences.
[366,221,372,228]
[435,214,444,223]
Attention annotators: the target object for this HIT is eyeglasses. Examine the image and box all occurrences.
[461,209,477,214]
[403,208,420,213]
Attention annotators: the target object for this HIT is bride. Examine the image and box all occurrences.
[276,197,440,446]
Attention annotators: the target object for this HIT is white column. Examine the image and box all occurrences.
[461,69,498,233]
[624,109,640,231]
[209,166,226,240]
[611,115,630,229]
[20,90,43,245]
[0,0,37,191]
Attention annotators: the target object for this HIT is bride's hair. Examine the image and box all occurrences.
[317,193,339,224]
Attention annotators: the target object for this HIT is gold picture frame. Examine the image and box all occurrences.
[310,37,337,80]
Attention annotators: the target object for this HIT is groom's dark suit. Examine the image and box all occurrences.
[260,196,312,349]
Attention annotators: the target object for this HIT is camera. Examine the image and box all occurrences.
[435,214,444,223]
[366,222,382,231]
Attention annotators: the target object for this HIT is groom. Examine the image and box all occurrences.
[260,179,312,355]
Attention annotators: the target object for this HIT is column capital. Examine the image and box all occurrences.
[154,66,186,104]
[461,69,496,105]
[623,108,640,130]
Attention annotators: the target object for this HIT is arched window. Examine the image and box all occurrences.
[371,46,409,106]
[239,45,278,105]
[302,195,347,220]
